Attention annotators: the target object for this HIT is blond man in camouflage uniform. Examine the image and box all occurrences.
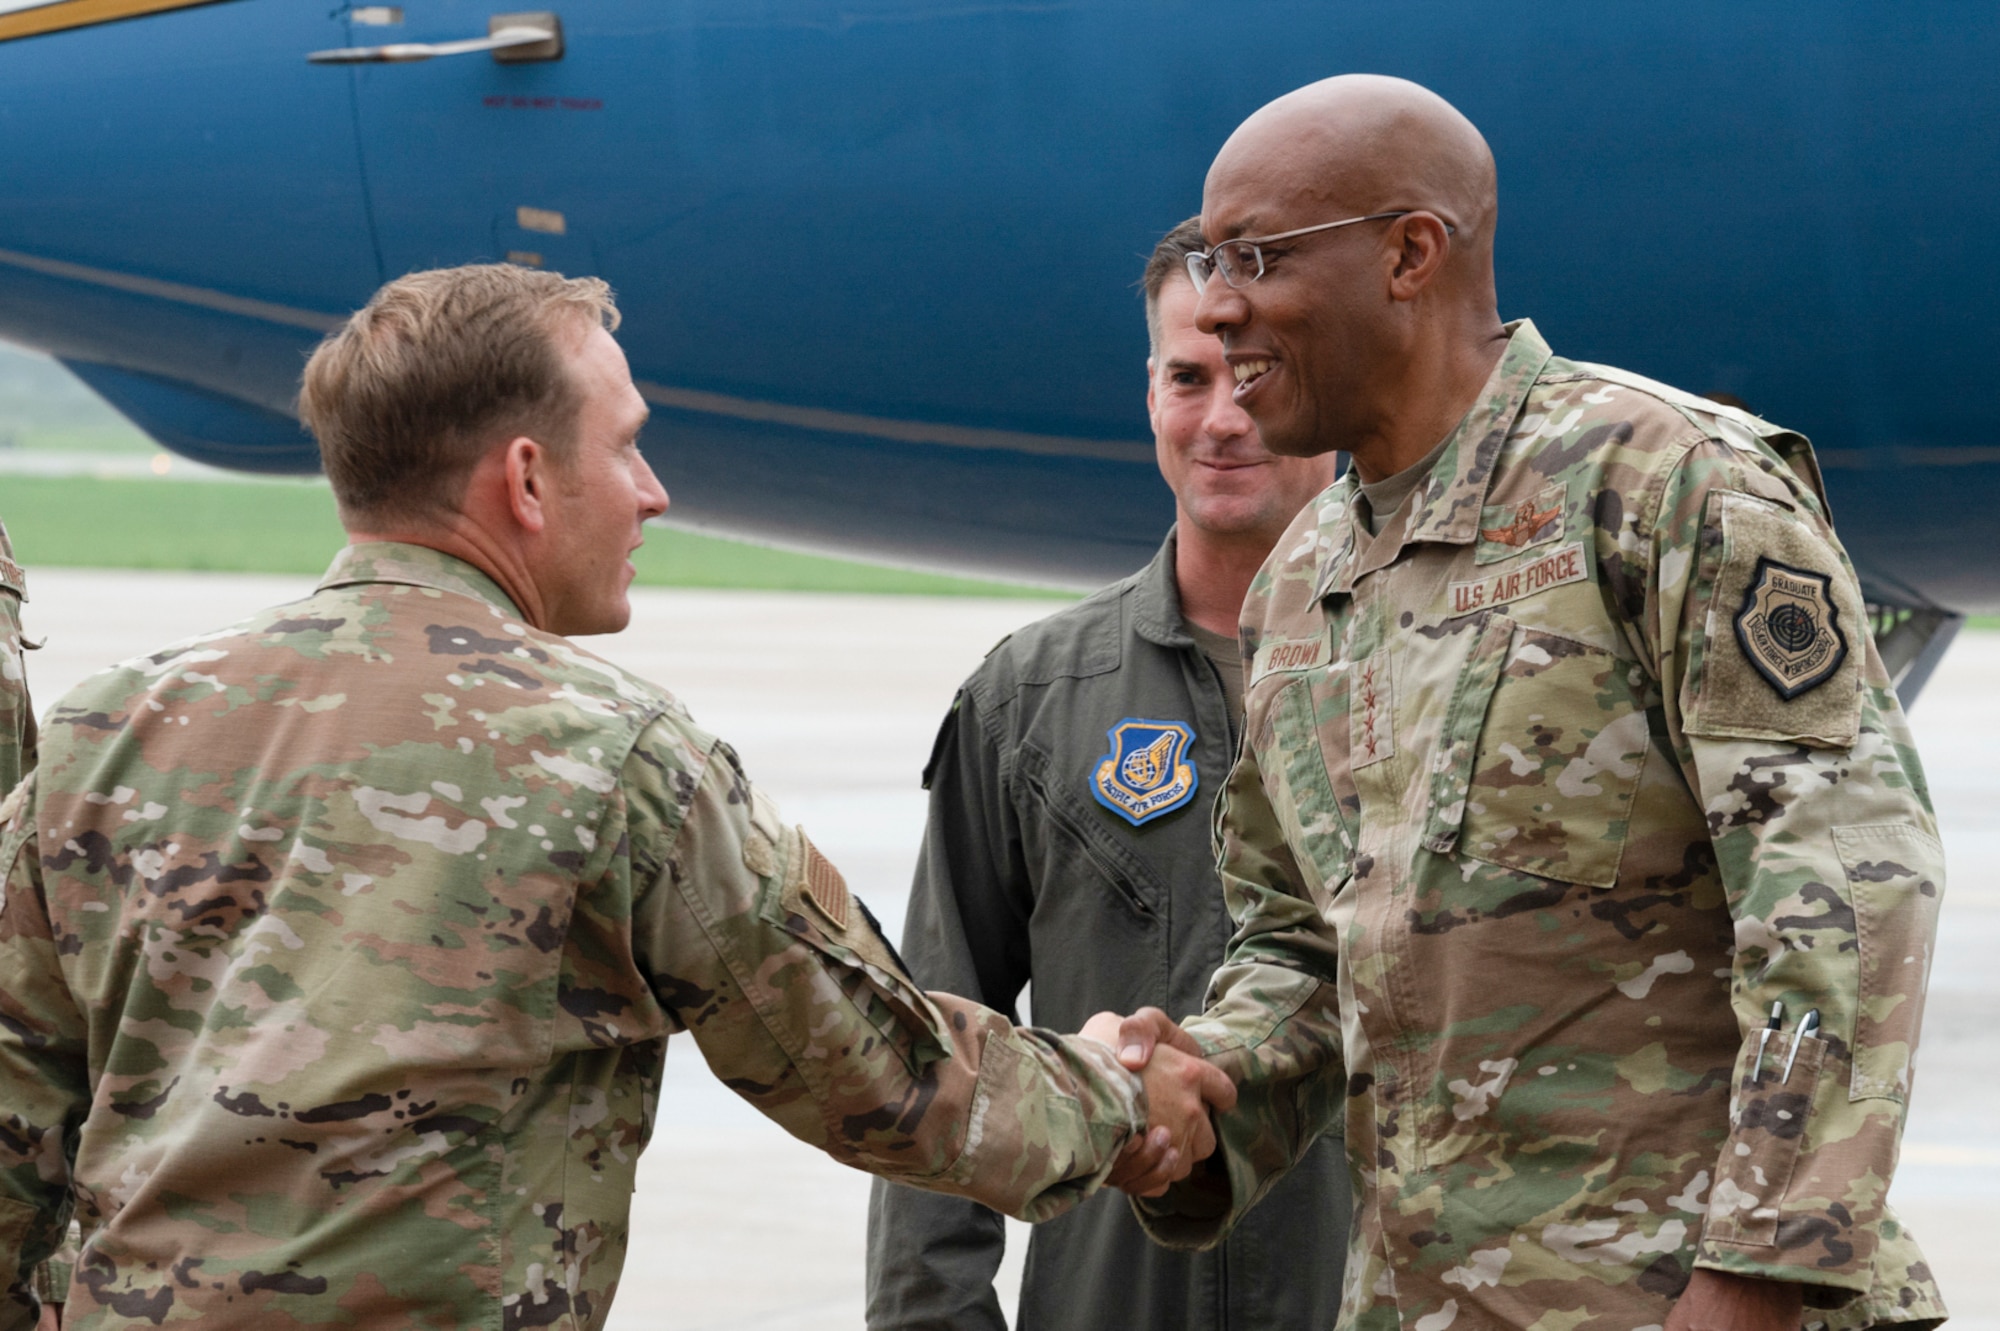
[1110,77,1946,1331]
[0,264,1233,1330]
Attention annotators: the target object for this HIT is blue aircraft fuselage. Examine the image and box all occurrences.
[1,0,1995,612]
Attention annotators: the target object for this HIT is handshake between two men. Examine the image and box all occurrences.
[1078,1008,1227,1198]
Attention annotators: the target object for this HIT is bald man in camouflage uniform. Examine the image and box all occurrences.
[0,264,1231,1330]
[1115,77,1946,1331]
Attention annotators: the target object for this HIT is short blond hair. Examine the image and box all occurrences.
[299,264,621,525]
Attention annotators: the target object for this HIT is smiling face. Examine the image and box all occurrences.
[1148,276,1338,539]
[535,322,668,636]
[1190,76,1498,468]
[1194,159,1401,460]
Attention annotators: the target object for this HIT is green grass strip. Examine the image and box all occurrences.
[0,474,1071,598]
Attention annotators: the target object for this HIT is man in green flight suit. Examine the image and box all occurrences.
[866,218,1349,1331]
[1107,76,1947,1331]
[0,263,1234,1330]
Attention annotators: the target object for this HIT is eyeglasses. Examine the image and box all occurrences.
[1185,211,1455,291]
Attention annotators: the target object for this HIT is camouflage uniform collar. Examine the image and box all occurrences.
[1322,319,1552,596]
[1131,528,1196,649]
[317,541,526,618]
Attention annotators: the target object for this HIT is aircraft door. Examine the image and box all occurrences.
[332,1,652,285]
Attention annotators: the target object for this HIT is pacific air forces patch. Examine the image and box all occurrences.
[1091,718,1197,826]
[1734,556,1848,699]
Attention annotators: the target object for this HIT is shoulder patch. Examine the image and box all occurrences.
[1090,719,1198,826]
[1685,492,1863,747]
[799,833,851,930]
[1733,557,1848,700]
[0,555,25,600]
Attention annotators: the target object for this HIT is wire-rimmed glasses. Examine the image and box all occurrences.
[1185,211,1454,290]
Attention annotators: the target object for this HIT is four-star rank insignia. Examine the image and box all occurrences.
[1734,557,1849,700]
[1091,719,1197,826]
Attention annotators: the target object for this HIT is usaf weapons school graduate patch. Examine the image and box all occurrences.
[1091,719,1197,826]
[1685,491,1863,747]
[1735,557,1847,699]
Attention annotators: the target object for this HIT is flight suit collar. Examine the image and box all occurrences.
[1320,319,1553,597]
[1130,528,1197,649]
[318,541,526,619]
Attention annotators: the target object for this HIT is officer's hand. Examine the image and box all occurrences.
[1664,1270,1801,1331]
[1081,1009,1236,1197]
[1083,1005,1209,1072]
[37,1301,60,1331]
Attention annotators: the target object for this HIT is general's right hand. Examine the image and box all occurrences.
[1081,1008,1237,1197]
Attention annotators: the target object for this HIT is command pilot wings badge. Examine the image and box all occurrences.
[1734,557,1849,699]
[1480,498,1563,548]
[1091,719,1197,826]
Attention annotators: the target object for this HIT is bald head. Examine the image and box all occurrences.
[1208,74,1496,273]
[1192,76,1509,474]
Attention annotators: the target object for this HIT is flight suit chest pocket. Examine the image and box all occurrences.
[1014,745,1168,922]
[1257,670,1359,888]
[1424,614,1650,889]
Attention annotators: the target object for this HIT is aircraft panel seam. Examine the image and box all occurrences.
[0,247,1151,464]
[0,247,342,333]
[635,381,1151,464]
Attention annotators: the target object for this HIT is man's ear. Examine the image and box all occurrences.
[1386,212,1453,302]
[1145,357,1159,427]
[503,436,551,534]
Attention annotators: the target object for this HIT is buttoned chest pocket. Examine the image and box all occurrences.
[1423,615,1651,889]
[1255,670,1360,889]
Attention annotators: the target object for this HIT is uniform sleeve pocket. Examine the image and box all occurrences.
[1705,1030,1824,1249]
[1836,824,1945,1102]
[1682,491,1864,748]
[761,825,948,1077]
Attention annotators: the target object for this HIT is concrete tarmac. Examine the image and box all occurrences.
[18,568,1999,1330]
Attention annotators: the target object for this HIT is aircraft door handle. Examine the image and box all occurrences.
[308,11,562,64]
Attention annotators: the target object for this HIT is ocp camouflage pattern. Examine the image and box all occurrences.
[1136,323,1946,1331]
[0,517,33,796]
[0,542,1145,1330]
[0,517,68,1308]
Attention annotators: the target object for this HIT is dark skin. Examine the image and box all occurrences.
[1120,75,1806,1329]
[1193,74,1508,482]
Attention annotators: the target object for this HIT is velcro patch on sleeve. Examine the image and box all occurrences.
[799,832,851,931]
[1685,492,1863,746]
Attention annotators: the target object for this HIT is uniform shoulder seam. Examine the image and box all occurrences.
[964,584,1127,698]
